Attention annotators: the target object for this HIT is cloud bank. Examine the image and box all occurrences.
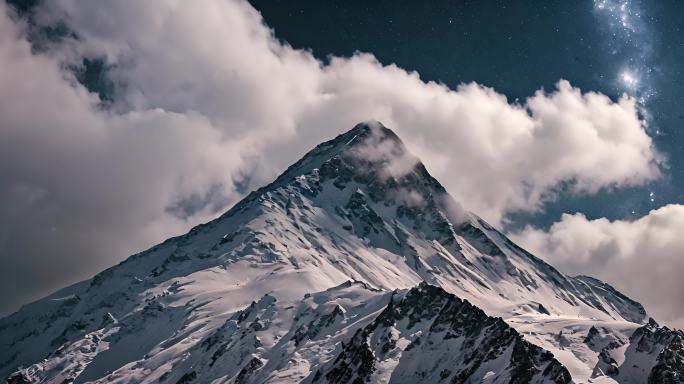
[0,0,661,316]
[511,205,684,328]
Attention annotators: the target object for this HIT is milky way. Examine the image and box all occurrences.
[594,0,660,207]
[593,0,657,113]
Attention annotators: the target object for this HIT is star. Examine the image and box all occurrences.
[620,70,638,89]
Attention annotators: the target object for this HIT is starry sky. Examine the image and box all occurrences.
[250,0,684,231]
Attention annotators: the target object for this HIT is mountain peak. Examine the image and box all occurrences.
[272,120,422,188]
[328,119,403,147]
[221,120,453,225]
[0,121,654,383]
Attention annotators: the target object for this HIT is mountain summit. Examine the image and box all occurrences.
[2,122,680,383]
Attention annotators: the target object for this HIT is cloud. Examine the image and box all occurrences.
[0,0,661,315]
[510,204,684,328]
[348,121,421,180]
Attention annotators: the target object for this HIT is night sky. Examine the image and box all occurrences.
[250,0,684,230]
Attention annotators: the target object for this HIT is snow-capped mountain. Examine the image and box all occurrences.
[1,122,680,383]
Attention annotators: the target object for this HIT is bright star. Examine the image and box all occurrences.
[620,70,638,89]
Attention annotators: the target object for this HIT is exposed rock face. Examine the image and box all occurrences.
[634,319,684,383]
[314,283,571,384]
[588,318,684,383]
[0,122,658,383]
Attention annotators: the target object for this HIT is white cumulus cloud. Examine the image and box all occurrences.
[511,204,684,328]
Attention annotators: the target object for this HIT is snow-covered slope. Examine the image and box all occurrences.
[0,122,668,383]
[5,282,573,384]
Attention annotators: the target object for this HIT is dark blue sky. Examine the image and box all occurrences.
[250,0,684,230]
